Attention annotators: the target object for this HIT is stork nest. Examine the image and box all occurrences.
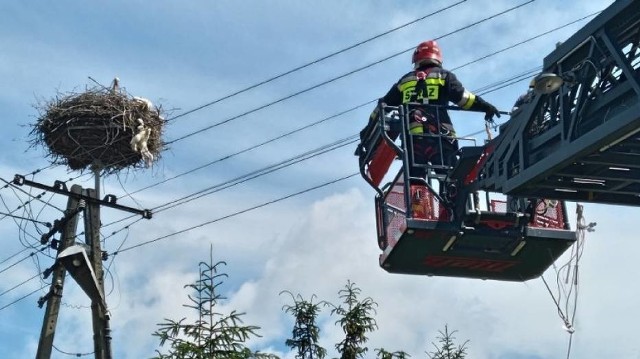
[30,86,166,174]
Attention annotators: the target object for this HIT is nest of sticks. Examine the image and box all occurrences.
[30,82,166,174]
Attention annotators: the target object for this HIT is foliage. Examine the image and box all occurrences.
[281,291,329,359]
[330,281,378,359]
[152,248,277,359]
[375,348,411,359]
[426,325,468,359]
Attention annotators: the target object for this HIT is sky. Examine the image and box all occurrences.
[1,0,638,358]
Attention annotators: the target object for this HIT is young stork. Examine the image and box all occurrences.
[130,118,154,167]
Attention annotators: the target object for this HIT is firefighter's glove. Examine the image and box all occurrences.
[484,103,501,122]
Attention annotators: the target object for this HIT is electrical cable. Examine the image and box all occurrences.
[112,173,360,255]
[0,247,47,276]
[0,272,41,299]
[166,1,533,145]
[98,11,598,218]
[114,65,539,215]
[0,166,56,194]
[125,100,375,199]
[0,106,526,302]
[0,247,30,267]
[103,107,528,261]
[0,177,64,213]
[450,10,600,72]
[99,73,530,231]
[52,344,94,357]
[0,211,51,228]
[0,2,607,321]
[153,135,358,213]
[541,204,593,359]
[473,66,541,94]
[168,0,468,123]
[15,4,596,300]
[0,284,46,312]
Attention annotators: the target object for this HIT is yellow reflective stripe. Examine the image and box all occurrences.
[398,80,417,93]
[409,122,423,134]
[458,91,476,109]
[425,78,445,86]
[369,108,378,121]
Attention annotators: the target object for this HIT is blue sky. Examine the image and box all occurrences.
[3,1,639,358]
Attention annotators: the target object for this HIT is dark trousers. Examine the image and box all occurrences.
[409,135,459,178]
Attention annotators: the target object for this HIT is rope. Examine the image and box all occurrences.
[540,203,596,359]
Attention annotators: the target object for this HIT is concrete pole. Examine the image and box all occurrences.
[36,185,83,359]
[85,168,112,359]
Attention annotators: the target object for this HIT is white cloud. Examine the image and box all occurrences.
[0,0,633,358]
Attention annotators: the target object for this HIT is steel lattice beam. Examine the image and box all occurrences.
[476,0,640,207]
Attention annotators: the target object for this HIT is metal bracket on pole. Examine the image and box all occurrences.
[13,175,152,219]
[40,205,85,245]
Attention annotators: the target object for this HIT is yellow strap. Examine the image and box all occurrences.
[425,78,445,86]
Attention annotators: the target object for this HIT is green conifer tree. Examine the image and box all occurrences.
[375,348,411,358]
[152,247,278,359]
[281,291,328,359]
[426,325,468,359]
[330,281,378,359]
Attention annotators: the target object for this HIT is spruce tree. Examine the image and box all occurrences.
[152,247,278,359]
[426,325,468,359]
[330,281,378,359]
[281,291,328,359]
[375,348,411,358]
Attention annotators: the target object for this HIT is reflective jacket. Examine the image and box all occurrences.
[372,64,493,135]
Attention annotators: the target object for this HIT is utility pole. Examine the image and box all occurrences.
[14,175,151,359]
[85,185,112,359]
[36,185,83,359]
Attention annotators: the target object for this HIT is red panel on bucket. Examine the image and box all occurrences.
[367,141,396,187]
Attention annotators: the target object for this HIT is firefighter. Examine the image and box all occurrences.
[512,78,536,112]
[370,40,501,178]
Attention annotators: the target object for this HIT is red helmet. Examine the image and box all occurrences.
[412,40,443,68]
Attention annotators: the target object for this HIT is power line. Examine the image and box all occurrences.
[0,3,607,325]
[0,246,30,267]
[111,103,506,254]
[53,345,94,357]
[473,66,541,94]
[108,4,584,205]
[153,136,359,213]
[0,247,46,276]
[450,10,600,72]
[167,0,468,123]
[89,8,601,266]
[0,284,46,312]
[166,1,533,145]
[120,65,539,206]
[0,211,52,228]
[0,177,64,213]
[108,110,511,256]
[0,272,41,299]
[112,173,360,255]
[126,100,375,198]
[0,104,526,301]
[102,66,546,230]
[105,9,596,212]
[0,166,56,194]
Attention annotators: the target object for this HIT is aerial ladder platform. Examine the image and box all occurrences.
[356,0,640,281]
[477,0,640,206]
